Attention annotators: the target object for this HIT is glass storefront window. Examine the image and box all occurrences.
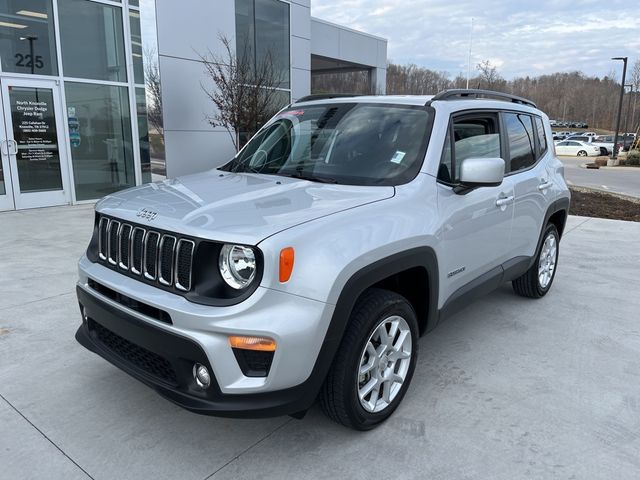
[235,0,255,67]
[0,0,58,75]
[135,87,151,183]
[235,0,290,89]
[58,0,127,82]
[65,82,134,200]
[129,10,144,84]
[255,0,289,89]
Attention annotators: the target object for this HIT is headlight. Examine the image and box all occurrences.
[219,244,257,289]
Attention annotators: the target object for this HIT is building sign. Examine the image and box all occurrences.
[10,87,59,163]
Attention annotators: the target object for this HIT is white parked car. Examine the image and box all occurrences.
[584,132,597,137]
[554,140,600,157]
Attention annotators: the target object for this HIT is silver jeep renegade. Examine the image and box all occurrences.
[76,89,570,430]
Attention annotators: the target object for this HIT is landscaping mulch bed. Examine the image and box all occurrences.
[570,187,640,222]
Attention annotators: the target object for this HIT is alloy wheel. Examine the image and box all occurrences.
[357,315,412,413]
[538,233,557,289]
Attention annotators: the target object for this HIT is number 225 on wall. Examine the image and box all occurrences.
[15,53,44,70]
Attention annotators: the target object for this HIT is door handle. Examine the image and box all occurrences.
[538,181,553,191]
[8,140,18,155]
[496,195,514,207]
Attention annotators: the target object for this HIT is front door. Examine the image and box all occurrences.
[436,111,514,306]
[0,78,71,211]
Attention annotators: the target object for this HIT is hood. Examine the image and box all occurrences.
[96,170,394,245]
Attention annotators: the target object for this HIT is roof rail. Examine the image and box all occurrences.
[429,89,537,108]
[294,93,363,103]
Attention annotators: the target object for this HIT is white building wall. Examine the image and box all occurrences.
[290,0,312,101]
[156,0,239,178]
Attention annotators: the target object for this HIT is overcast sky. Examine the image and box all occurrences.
[311,0,638,80]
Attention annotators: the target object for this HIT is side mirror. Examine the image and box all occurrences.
[455,157,505,193]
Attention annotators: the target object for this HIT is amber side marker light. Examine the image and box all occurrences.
[229,335,277,352]
[279,247,295,283]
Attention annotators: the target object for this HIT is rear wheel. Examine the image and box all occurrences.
[320,288,418,430]
[577,150,587,157]
[513,224,559,298]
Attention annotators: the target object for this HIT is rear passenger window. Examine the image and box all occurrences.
[504,113,535,172]
[534,116,547,156]
[438,114,501,184]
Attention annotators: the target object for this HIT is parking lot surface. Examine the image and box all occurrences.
[559,155,640,198]
[1,205,640,480]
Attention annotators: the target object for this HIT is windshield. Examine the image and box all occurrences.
[220,103,432,186]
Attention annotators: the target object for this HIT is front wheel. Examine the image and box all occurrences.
[512,224,560,298]
[320,288,418,430]
[577,150,587,157]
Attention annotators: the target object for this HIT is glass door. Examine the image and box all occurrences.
[0,77,71,210]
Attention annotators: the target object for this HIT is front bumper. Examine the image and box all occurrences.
[76,256,336,417]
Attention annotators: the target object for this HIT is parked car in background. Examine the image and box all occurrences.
[554,140,600,156]
[584,132,597,137]
[596,135,631,152]
[566,135,612,155]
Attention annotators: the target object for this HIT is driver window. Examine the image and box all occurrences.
[438,114,501,184]
[244,121,292,172]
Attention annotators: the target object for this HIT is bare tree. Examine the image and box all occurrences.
[144,47,164,135]
[476,60,504,89]
[199,34,286,151]
[630,59,640,90]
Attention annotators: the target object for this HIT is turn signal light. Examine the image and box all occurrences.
[279,247,295,283]
[229,335,277,352]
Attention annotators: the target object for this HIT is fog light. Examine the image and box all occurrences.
[193,363,211,389]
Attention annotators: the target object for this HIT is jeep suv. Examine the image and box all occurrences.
[75,89,570,430]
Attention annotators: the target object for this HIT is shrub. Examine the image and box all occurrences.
[627,150,640,166]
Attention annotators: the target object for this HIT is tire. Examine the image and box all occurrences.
[320,288,419,430]
[512,224,560,298]
[599,147,608,156]
[577,150,587,157]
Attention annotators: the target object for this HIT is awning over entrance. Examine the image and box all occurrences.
[310,18,387,95]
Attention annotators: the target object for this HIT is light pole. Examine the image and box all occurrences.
[19,35,37,75]
[610,56,628,164]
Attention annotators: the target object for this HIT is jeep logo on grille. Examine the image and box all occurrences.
[136,208,158,221]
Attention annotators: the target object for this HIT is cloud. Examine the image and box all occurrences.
[311,0,637,79]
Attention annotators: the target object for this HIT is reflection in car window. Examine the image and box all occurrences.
[438,115,501,184]
[504,113,535,172]
[534,116,547,156]
[221,103,431,186]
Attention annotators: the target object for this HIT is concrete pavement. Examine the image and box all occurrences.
[559,155,640,198]
[1,205,640,479]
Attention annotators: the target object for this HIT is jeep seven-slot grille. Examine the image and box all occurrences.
[97,216,195,292]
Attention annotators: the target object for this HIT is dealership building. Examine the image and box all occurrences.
[0,0,386,211]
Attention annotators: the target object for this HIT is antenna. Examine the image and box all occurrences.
[466,17,474,89]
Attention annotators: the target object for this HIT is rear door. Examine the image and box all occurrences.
[506,112,550,260]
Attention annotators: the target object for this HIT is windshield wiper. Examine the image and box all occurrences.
[276,172,339,184]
